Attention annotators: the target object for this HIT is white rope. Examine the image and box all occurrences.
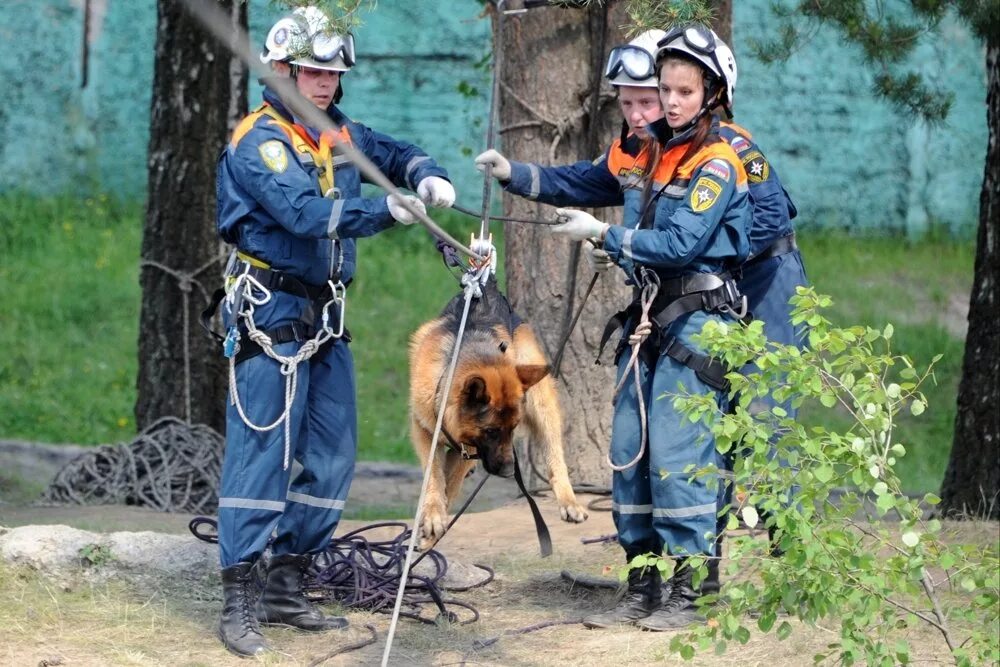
[380,263,489,667]
[607,274,659,473]
[225,270,345,470]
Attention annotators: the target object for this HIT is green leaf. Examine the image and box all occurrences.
[727,512,739,531]
[883,323,894,339]
[891,443,906,457]
[819,392,837,408]
[886,383,901,398]
[960,578,976,592]
[680,643,695,660]
[814,466,834,483]
[734,625,751,644]
[776,620,793,640]
[901,531,920,547]
[742,505,759,529]
[910,400,925,416]
[923,493,941,505]
[873,481,888,496]
[758,612,777,632]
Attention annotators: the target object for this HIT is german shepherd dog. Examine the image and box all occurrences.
[409,276,588,548]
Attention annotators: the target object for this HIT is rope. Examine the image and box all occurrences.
[607,273,659,472]
[224,269,346,471]
[140,253,227,423]
[381,271,483,666]
[189,519,495,651]
[44,417,224,513]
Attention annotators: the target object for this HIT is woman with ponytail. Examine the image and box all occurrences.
[551,25,752,632]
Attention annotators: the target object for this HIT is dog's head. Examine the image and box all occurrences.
[448,362,549,477]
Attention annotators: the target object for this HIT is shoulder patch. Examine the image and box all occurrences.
[701,159,731,181]
[730,136,752,154]
[259,140,288,173]
[689,176,723,213]
[741,150,770,183]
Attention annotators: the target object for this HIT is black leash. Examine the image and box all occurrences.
[551,271,600,378]
[512,445,553,558]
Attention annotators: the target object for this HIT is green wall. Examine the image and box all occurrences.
[0,1,987,234]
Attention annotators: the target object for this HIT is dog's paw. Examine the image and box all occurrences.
[559,501,589,523]
[419,501,449,549]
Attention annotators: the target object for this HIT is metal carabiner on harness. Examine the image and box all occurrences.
[321,279,347,338]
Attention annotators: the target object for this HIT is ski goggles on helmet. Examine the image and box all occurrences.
[657,24,717,57]
[309,31,355,67]
[604,44,656,82]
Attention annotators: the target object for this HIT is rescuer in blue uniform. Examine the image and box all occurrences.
[213,7,455,657]
[537,25,752,630]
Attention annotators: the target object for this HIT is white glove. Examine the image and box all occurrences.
[387,194,426,225]
[416,176,455,208]
[474,149,512,181]
[586,245,614,274]
[551,208,609,242]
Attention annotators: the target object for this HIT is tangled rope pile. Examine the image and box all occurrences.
[44,417,224,514]
[190,518,493,625]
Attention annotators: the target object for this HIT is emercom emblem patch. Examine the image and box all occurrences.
[742,150,770,183]
[259,140,288,173]
[690,177,723,212]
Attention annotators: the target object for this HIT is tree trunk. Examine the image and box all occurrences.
[497,3,733,488]
[135,0,247,433]
[939,40,1000,520]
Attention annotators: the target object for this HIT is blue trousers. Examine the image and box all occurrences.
[717,249,809,539]
[610,310,730,558]
[218,293,357,567]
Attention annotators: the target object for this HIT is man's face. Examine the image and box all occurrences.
[617,85,663,137]
[294,66,341,109]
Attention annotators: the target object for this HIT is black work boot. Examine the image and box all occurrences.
[583,565,661,629]
[255,553,348,631]
[637,563,706,632]
[218,562,270,657]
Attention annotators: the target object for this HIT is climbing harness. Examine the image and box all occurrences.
[200,249,349,472]
[598,265,746,472]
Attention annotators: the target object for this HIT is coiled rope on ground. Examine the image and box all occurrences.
[43,417,223,514]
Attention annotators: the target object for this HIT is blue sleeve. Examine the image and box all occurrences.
[229,125,394,240]
[728,134,796,227]
[351,122,450,190]
[603,158,738,269]
[504,151,623,208]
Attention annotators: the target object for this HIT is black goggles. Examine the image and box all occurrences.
[604,44,656,81]
[657,24,716,57]
[310,31,355,67]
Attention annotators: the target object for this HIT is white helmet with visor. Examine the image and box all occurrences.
[655,24,737,111]
[260,6,356,73]
[604,29,666,88]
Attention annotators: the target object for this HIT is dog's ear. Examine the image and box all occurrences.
[515,364,549,391]
[462,375,490,409]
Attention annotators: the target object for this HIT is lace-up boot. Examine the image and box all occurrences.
[637,563,706,631]
[582,566,661,629]
[218,562,270,657]
[255,553,348,631]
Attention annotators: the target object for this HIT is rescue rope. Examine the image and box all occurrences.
[44,417,223,513]
[140,253,227,423]
[189,518,495,627]
[381,264,488,666]
[224,268,346,471]
[607,273,659,472]
[452,202,559,226]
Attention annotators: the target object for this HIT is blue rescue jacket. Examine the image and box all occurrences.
[217,87,449,286]
[719,122,797,257]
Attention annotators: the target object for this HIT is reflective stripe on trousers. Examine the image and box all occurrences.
[610,309,728,557]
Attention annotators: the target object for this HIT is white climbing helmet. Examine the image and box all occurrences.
[604,29,667,88]
[655,24,738,108]
[260,6,355,73]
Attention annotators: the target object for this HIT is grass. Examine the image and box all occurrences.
[0,195,974,493]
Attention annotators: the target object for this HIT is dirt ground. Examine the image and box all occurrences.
[0,480,970,667]
[2,453,985,667]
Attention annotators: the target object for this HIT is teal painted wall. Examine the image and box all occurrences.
[0,1,987,234]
